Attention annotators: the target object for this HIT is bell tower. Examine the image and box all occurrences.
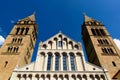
[81,14,120,79]
[0,14,38,80]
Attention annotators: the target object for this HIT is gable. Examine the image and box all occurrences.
[39,32,82,50]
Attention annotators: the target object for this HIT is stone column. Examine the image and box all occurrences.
[67,54,71,71]
[52,54,55,71]
[44,54,48,71]
[60,54,63,71]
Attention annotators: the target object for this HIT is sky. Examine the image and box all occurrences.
[0,0,120,61]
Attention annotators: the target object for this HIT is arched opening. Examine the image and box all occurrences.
[74,44,79,50]
[95,75,100,80]
[55,52,60,70]
[16,28,20,35]
[17,74,21,80]
[47,52,53,70]
[89,75,94,80]
[77,75,82,80]
[59,75,63,80]
[43,44,47,49]
[20,28,25,35]
[53,74,58,80]
[64,74,69,80]
[46,74,50,80]
[63,38,68,49]
[23,74,27,80]
[25,28,29,35]
[54,37,58,49]
[71,74,76,80]
[48,41,53,49]
[69,52,75,70]
[101,75,105,80]
[28,74,32,80]
[83,74,87,80]
[91,29,96,36]
[69,41,73,49]
[35,74,39,80]
[4,61,8,68]
[62,52,68,70]
[41,74,45,80]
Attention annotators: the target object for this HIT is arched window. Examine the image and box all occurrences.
[95,75,100,80]
[89,75,94,80]
[17,74,21,80]
[28,74,32,80]
[16,28,20,35]
[55,52,60,70]
[46,74,50,80]
[100,29,106,35]
[64,74,69,80]
[91,29,96,35]
[83,75,87,80]
[69,41,73,49]
[96,29,101,36]
[20,28,25,35]
[41,74,45,80]
[48,41,53,49]
[4,61,8,68]
[62,52,67,70]
[59,75,63,80]
[23,74,27,80]
[101,75,105,80]
[35,74,39,80]
[47,52,52,70]
[74,44,79,50]
[70,53,75,70]
[77,75,82,80]
[53,74,58,80]
[43,44,47,49]
[25,28,29,35]
[8,46,13,52]
[71,75,76,80]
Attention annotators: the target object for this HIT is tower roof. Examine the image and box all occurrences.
[84,13,94,22]
[19,13,36,22]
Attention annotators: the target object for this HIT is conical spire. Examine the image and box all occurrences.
[20,12,36,22]
[84,13,93,22]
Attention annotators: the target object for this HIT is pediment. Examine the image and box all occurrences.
[39,32,82,50]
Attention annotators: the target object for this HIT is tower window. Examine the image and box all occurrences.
[112,61,116,67]
[13,47,19,53]
[4,61,8,68]
[8,46,13,52]
[16,28,20,35]
[18,38,23,44]
[91,29,96,35]
[96,29,101,36]
[12,38,17,43]
[20,28,25,35]
[25,28,29,35]
[100,29,106,35]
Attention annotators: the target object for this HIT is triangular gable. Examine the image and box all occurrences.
[39,32,82,50]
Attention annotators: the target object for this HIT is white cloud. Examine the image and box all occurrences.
[113,38,120,50]
[0,35,5,45]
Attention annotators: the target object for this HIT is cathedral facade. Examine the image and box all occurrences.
[10,32,110,80]
[0,14,119,80]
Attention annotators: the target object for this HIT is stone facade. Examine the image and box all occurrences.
[0,14,38,80]
[82,14,120,79]
[10,32,110,80]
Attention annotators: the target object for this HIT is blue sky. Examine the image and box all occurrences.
[0,0,120,61]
